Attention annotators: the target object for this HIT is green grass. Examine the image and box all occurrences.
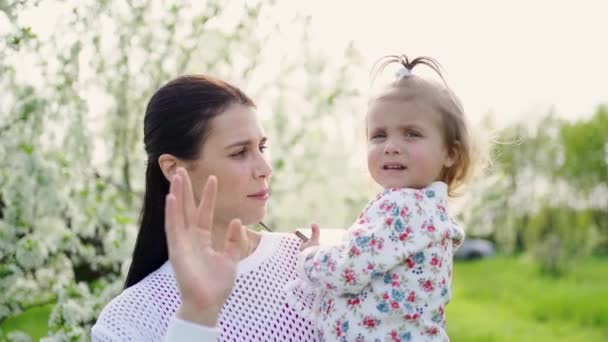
[1,304,53,341]
[448,257,608,341]
[2,258,607,341]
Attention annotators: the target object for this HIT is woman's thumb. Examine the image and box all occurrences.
[224,219,243,262]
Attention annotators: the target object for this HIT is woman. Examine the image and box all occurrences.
[92,75,317,341]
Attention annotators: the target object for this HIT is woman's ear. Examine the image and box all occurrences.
[158,154,178,182]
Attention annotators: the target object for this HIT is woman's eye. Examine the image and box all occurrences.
[231,149,247,158]
[371,133,386,140]
[259,145,268,153]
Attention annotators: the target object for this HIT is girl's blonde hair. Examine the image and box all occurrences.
[371,54,484,196]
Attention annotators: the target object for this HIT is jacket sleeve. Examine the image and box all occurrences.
[298,189,438,295]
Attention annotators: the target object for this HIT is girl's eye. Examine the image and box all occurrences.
[371,132,386,140]
[259,145,268,153]
[405,130,421,138]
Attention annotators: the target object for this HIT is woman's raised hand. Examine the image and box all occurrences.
[164,167,243,326]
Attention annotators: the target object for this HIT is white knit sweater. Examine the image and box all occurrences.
[92,232,317,341]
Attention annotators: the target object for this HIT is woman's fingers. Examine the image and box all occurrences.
[196,175,218,232]
[223,219,243,262]
[170,174,185,230]
[177,168,196,228]
[164,193,179,256]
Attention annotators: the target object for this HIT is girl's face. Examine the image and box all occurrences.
[188,104,272,228]
[366,97,454,190]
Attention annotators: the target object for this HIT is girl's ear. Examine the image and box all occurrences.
[444,141,460,169]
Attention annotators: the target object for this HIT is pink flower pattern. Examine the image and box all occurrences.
[298,182,464,341]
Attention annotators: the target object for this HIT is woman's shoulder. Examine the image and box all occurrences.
[231,231,302,276]
[256,230,300,247]
[258,231,302,257]
[92,263,178,341]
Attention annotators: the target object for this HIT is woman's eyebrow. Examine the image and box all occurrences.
[225,137,267,149]
[225,140,251,149]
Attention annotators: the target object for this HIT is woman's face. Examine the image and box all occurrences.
[188,103,272,228]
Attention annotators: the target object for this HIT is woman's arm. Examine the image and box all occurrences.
[164,318,219,341]
[300,188,438,295]
[163,168,244,339]
[92,318,219,342]
[92,169,245,341]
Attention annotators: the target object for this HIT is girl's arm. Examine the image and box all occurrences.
[299,188,437,295]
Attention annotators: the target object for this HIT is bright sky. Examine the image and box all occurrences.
[298,0,608,126]
[7,0,608,127]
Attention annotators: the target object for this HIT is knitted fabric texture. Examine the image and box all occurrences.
[92,232,317,341]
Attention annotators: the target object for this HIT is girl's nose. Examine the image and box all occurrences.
[384,140,401,155]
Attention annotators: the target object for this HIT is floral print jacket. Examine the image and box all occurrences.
[288,182,464,342]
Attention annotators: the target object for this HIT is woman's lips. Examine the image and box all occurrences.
[247,189,270,200]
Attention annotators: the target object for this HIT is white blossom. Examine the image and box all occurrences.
[6,331,33,342]
[1,1,362,340]
[15,237,49,269]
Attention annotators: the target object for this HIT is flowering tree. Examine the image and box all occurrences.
[0,0,364,340]
[460,110,608,274]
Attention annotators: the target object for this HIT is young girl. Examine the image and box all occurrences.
[287,55,478,341]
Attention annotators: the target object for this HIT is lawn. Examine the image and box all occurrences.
[1,304,53,341]
[448,256,608,341]
[2,257,607,341]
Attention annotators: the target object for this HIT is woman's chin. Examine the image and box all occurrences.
[241,209,267,227]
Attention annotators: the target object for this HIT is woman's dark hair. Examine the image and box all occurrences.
[124,75,255,288]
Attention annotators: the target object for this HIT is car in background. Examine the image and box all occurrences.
[295,228,496,260]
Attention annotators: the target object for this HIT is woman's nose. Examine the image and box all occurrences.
[255,153,273,179]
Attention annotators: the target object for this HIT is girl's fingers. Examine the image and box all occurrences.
[223,219,243,262]
[177,168,196,227]
[310,223,320,243]
[196,175,218,232]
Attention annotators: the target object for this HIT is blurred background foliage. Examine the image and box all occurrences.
[0,0,606,340]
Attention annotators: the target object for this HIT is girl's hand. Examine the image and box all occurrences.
[299,223,320,251]
[165,167,244,326]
